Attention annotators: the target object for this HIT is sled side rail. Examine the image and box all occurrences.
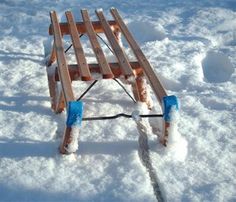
[50,11,75,103]
[50,11,84,154]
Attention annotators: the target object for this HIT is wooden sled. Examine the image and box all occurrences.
[46,8,178,154]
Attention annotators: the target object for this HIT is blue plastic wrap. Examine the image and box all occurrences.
[66,101,84,127]
[162,95,179,122]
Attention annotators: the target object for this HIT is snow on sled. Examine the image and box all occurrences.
[45,8,178,154]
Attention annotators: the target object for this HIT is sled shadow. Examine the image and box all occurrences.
[0,140,140,159]
[0,50,43,64]
[0,93,51,116]
[0,183,79,202]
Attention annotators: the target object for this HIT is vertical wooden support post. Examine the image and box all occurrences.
[56,90,66,113]
[46,42,57,67]
[46,41,57,112]
[59,127,72,154]
[46,67,65,113]
[131,70,153,109]
[136,75,153,109]
[46,70,57,111]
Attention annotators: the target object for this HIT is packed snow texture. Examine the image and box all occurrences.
[0,0,236,202]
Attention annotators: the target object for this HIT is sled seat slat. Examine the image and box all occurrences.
[96,10,135,78]
[66,11,92,81]
[81,9,114,79]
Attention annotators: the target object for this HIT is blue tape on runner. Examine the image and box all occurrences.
[66,101,84,127]
[162,95,179,122]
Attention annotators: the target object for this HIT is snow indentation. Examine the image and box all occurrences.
[201,51,234,83]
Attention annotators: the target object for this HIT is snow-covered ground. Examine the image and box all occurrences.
[0,0,235,201]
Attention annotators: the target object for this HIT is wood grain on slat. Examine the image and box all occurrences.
[95,10,134,78]
[65,11,92,81]
[81,9,113,79]
[110,8,167,103]
[50,11,75,103]
[49,20,119,35]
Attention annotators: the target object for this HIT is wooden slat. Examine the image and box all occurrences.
[81,9,114,79]
[49,20,119,35]
[110,8,167,103]
[50,11,75,103]
[65,11,92,81]
[55,62,143,81]
[95,10,134,78]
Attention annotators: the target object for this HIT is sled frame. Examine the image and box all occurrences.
[46,8,175,154]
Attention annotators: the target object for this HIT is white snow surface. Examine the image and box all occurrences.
[0,0,236,201]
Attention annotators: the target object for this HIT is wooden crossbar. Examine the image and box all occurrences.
[50,11,75,103]
[81,9,114,79]
[54,62,143,81]
[110,8,167,103]
[96,10,135,78]
[49,20,119,35]
[66,11,92,81]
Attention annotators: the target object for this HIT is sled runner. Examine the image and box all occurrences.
[45,8,178,154]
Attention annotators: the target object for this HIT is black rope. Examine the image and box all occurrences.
[64,34,84,53]
[96,34,136,103]
[76,80,98,101]
[113,78,136,103]
[96,33,114,54]
[64,44,73,53]
[82,113,163,121]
